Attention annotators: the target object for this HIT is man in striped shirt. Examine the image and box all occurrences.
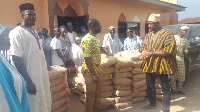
[140,13,177,112]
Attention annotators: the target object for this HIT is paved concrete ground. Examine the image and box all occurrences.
[67,68,200,112]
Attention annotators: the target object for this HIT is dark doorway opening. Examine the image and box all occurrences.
[57,15,89,35]
[118,22,141,44]
[118,22,127,44]
[145,24,149,35]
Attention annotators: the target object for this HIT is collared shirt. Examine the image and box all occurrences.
[124,35,142,51]
[42,35,52,64]
[81,33,101,75]
[102,33,123,54]
[140,28,177,75]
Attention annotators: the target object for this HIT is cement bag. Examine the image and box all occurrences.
[120,50,141,60]
[101,74,112,80]
[132,85,147,93]
[114,101,132,110]
[99,105,110,110]
[48,65,67,81]
[132,79,146,88]
[72,88,84,96]
[76,66,82,73]
[114,85,131,91]
[73,76,85,86]
[101,67,115,75]
[132,91,146,98]
[102,80,112,85]
[101,56,118,68]
[113,90,132,97]
[156,95,163,101]
[115,67,132,73]
[132,67,143,74]
[132,97,145,104]
[51,82,68,94]
[155,83,161,89]
[113,78,132,85]
[52,106,66,112]
[101,98,115,105]
[156,89,163,95]
[114,72,132,78]
[114,59,133,69]
[50,76,67,87]
[115,96,132,103]
[132,73,146,81]
[101,91,113,98]
[52,88,71,102]
[52,97,69,111]
[132,60,142,68]
[76,85,86,93]
[77,73,85,82]
[102,85,113,92]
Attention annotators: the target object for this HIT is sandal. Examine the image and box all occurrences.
[141,105,156,110]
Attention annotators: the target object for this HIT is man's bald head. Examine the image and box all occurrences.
[87,18,101,34]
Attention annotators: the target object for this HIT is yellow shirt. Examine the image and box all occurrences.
[81,33,101,75]
[140,29,177,75]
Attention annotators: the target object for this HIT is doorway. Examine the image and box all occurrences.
[57,14,89,34]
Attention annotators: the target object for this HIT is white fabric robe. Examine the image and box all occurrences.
[70,44,83,66]
[0,53,23,112]
[9,26,51,112]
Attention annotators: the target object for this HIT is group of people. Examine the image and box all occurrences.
[82,14,188,112]
[41,22,83,68]
[0,2,189,112]
[102,26,142,54]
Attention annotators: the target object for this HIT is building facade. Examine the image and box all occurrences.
[0,0,185,42]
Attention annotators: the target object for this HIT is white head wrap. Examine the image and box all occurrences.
[109,26,115,30]
[148,13,160,22]
[75,37,81,41]
[180,26,189,30]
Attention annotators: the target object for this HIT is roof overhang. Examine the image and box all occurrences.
[131,0,186,12]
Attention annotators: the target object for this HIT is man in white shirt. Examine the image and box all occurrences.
[70,37,83,67]
[66,22,77,45]
[124,28,142,51]
[102,26,123,54]
[50,28,65,66]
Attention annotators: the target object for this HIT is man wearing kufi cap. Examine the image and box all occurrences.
[170,26,189,95]
[66,22,77,45]
[102,26,123,54]
[140,13,177,112]
[9,3,51,112]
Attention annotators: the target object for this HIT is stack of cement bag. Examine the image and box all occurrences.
[132,62,146,104]
[100,54,118,110]
[113,52,133,110]
[72,66,86,97]
[48,65,71,112]
[155,79,163,101]
[120,51,146,105]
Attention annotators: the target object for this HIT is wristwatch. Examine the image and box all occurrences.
[151,51,155,56]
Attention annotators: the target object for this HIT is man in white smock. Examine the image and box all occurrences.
[102,26,123,54]
[9,3,51,112]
